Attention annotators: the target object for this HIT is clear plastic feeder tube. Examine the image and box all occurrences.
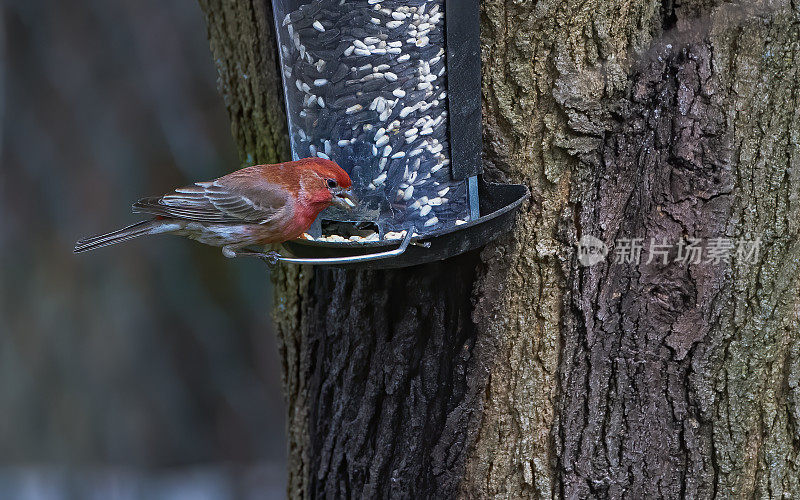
[272,0,469,233]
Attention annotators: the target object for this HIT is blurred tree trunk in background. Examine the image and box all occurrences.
[200,0,800,497]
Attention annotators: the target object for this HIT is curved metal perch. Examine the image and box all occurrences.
[234,227,416,266]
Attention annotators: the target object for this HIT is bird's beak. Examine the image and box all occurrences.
[331,188,357,211]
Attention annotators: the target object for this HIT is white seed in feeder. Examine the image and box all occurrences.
[382,145,392,157]
[374,172,387,184]
[344,45,355,56]
[374,127,386,140]
[316,152,330,160]
[403,185,414,200]
[428,197,443,206]
[337,139,350,147]
[346,104,363,114]
[370,17,381,24]
[375,135,389,147]
[313,20,325,32]
[392,11,406,20]
[456,220,467,226]
[420,205,432,216]
[374,63,390,71]
[420,127,433,136]
[399,106,416,118]
[409,148,423,156]
[405,135,418,144]
[354,48,370,56]
[438,187,450,196]
[318,96,325,107]
[314,79,328,86]
[379,157,387,169]
[365,36,381,45]
[404,127,419,137]
[424,217,438,227]
[391,151,406,159]
[384,72,398,82]
[397,54,410,62]
[386,20,403,29]
[324,140,332,155]
[393,88,406,98]
[372,48,387,55]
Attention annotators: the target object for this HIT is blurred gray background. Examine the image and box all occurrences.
[0,0,286,497]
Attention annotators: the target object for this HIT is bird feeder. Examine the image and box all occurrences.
[264,0,527,268]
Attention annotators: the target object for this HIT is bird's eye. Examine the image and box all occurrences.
[326,179,338,188]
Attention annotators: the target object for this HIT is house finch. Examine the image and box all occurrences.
[74,158,355,257]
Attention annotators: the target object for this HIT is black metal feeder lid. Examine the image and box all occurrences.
[259,0,526,268]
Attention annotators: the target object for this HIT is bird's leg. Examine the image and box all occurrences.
[222,246,282,266]
[222,245,238,258]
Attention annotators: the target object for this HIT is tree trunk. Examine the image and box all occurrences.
[199,0,800,497]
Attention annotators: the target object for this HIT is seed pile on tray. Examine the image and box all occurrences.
[276,0,468,233]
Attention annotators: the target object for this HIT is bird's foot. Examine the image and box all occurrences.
[259,251,282,266]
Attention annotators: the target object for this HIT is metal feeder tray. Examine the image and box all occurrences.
[242,179,527,269]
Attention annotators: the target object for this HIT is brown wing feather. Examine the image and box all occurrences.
[132,179,289,224]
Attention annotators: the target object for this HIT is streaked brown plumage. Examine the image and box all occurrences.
[74,158,355,257]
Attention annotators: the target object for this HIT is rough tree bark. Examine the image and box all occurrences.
[199,0,800,497]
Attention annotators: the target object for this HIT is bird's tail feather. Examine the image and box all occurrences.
[74,220,158,253]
